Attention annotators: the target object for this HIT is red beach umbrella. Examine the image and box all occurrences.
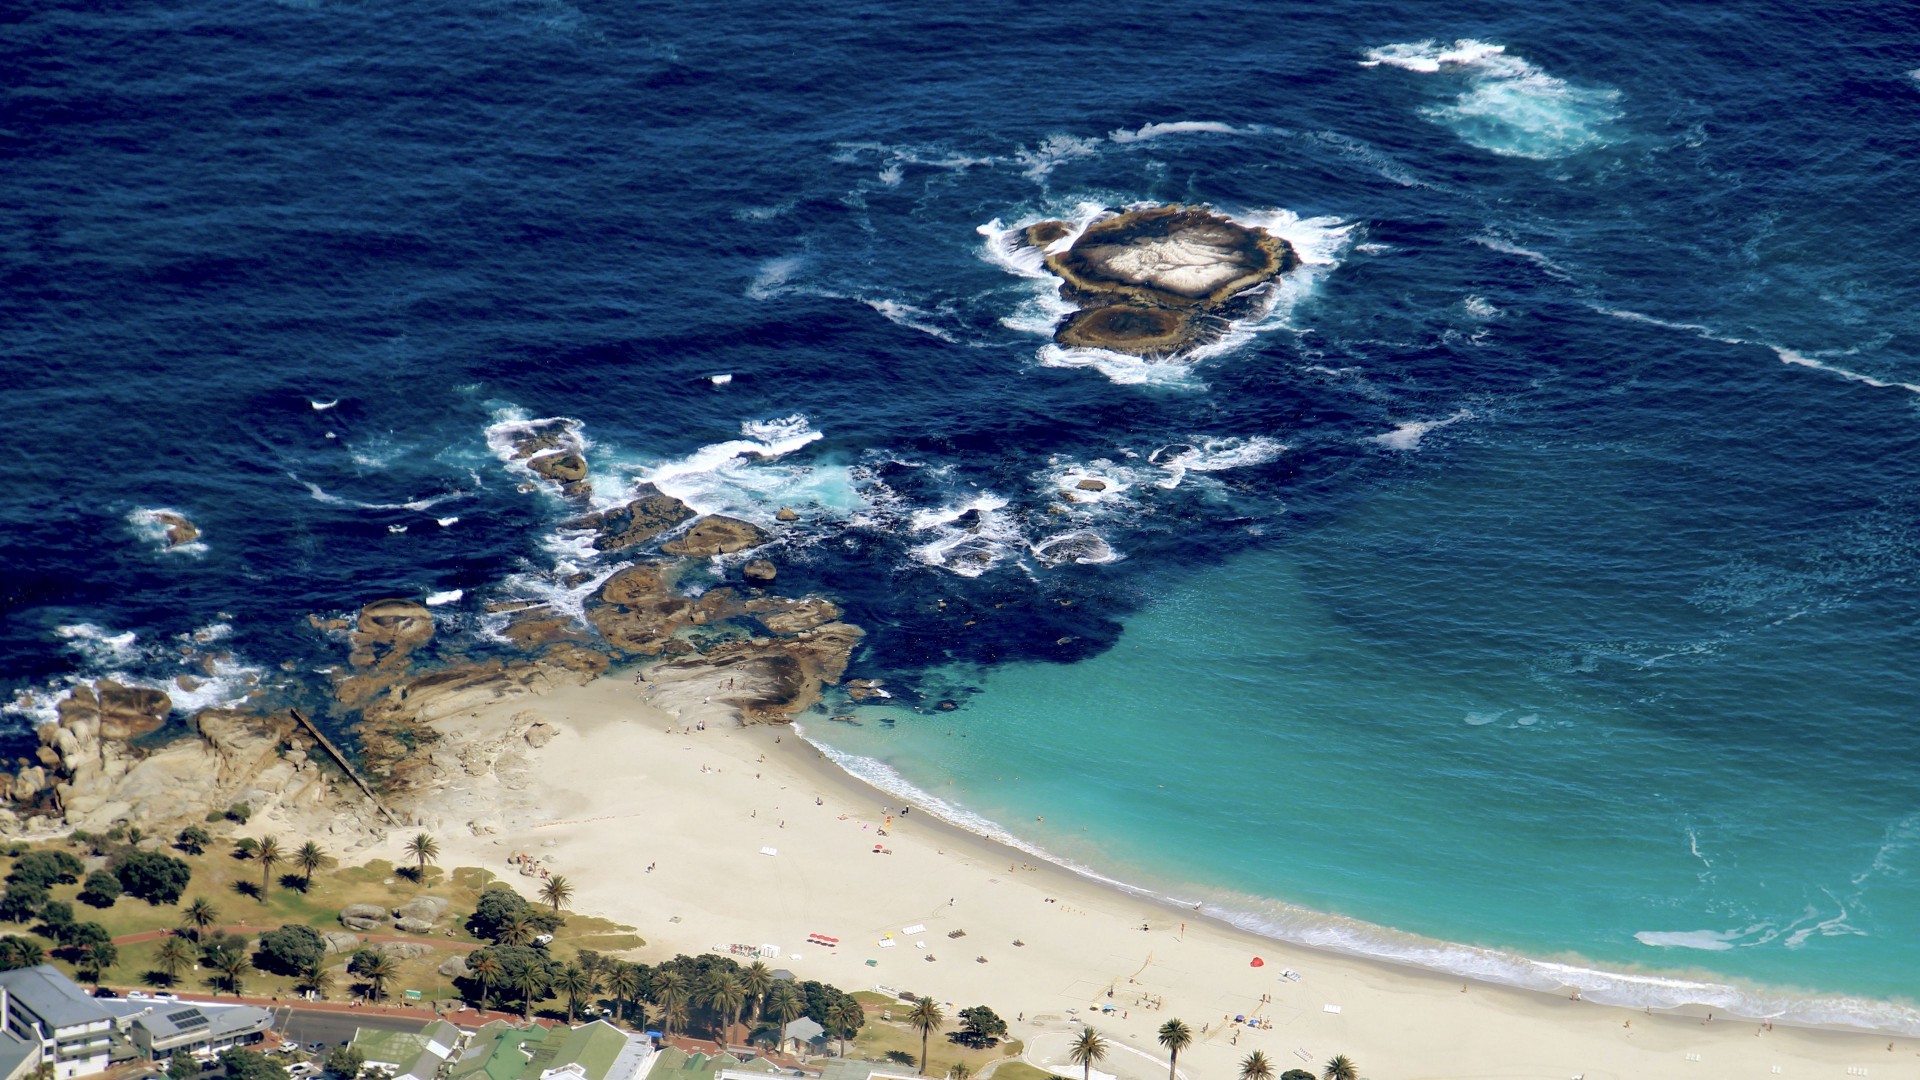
[1250,957,1265,968]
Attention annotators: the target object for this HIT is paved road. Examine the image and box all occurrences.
[270,1006,432,1054]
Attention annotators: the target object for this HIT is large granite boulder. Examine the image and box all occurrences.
[340,903,388,931]
[661,515,770,557]
[57,680,171,742]
[349,599,435,668]
[394,896,449,924]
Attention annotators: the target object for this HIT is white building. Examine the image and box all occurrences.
[0,965,114,1079]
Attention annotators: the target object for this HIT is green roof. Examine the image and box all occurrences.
[542,1022,631,1080]
[351,1028,432,1069]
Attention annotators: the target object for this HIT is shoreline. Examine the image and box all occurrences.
[372,664,1920,1079]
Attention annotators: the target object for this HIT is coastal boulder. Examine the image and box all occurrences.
[340,903,388,931]
[577,484,695,552]
[528,452,588,484]
[349,599,435,668]
[394,917,435,935]
[322,931,363,954]
[153,511,200,548]
[661,515,769,557]
[57,681,172,742]
[742,559,777,585]
[394,896,450,924]
[438,955,470,979]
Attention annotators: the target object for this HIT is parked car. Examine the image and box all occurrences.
[92,987,120,998]
[532,933,554,947]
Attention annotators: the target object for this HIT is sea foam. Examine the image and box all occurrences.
[1363,39,1622,160]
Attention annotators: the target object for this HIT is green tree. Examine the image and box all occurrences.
[297,960,334,1000]
[215,950,248,997]
[1157,1018,1193,1080]
[0,935,43,971]
[1319,1057,1357,1080]
[181,897,218,939]
[255,835,281,901]
[352,951,398,1001]
[254,925,326,976]
[742,959,773,1025]
[405,833,439,878]
[827,997,864,1057]
[76,939,117,982]
[175,826,211,855]
[0,881,47,923]
[1238,1051,1274,1080]
[469,951,501,1010]
[768,980,805,1040]
[7,851,83,888]
[511,961,550,1020]
[217,1049,288,1080]
[466,886,559,942]
[653,969,689,1038]
[605,961,641,1022]
[1280,1070,1316,1080]
[323,1046,363,1080]
[77,870,122,908]
[499,915,534,948]
[706,971,746,1044]
[155,935,195,985]
[951,1065,972,1080]
[1069,1027,1108,1080]
[117,851,193,904]
[168,1052,199,1080]
[907,997,945,1075]
[557,964,595,1024]
[955,1005,1007,1048]
[538,875,573,914]
[296,842,327,890]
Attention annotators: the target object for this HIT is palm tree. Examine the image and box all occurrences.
[181,898,217,941]
[907,997,945,1075]
[155,936,195,985]
[707,972,747,1045]
[215,951,248,997]
[255,835,281,901]
[557,964,594,1024]
[469,952,502,1011]
[1156,1019,1192,1080]
[742,959,774,1026]
[539,875,573,914]
[827,998,863,1057]
[1237,1051,1274,1080]
[498,916,535,948]
[511,964,549,1021]
[951,1065,972,1080]
[653,970,689,1038]
[359,952,398,1001]
[1320,1056,1357,1080]
[296,842,327,890]
[605,962,642,1022]
[0,937,45,970]
[297,960,333,1000]
[1068,1027,1108,1080]
[768,981,805,1032]
[405,833,438,878]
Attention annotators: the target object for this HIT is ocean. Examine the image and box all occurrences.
[6,0,1920,1033]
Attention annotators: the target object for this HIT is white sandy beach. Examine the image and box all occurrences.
[380,665,1920,1080]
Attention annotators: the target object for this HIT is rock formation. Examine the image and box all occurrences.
[660,515,770,557]
[152,511,199,547]
[570,484,695,552]
[1028,205,1297,356]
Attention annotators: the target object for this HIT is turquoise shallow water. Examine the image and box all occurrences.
[810,411,1920,1032]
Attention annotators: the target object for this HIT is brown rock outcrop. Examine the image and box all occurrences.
[660,515,770,557]
[349,599,435,669]
[528,452,588,483]
[742,559,777,585]
[1035,205,1298,357]
[58,680,171,741]
[153,511,199,547]
[571,485,695,552]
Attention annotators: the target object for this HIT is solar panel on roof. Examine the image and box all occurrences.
[167,1010,210,1029]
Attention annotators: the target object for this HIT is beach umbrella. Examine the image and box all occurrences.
[1249,958,1264,967]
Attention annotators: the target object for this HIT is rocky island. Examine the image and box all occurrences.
[1026,204,1297,356]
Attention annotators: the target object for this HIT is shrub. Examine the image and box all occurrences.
[7,850,84,888]
[116,850,193,904]
[218,1049,288,1080]
[78,869,122,908]
[323,1047,364,1080]
[254,924,326,976]
[466,885,561,942]
[225,804,253,824]
[176,826,212,855]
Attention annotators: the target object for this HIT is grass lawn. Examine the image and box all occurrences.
[0,838,640,1005]
[848,1011,1021,1077]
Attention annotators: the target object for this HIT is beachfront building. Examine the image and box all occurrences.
[101,999,273,1060]
[0,965,114,1079]
[350,1020,464,1080]
[775,1019,826,1058]
[0,1030,39,1080]
[448,1020,655,1080]
[660,1049,779,1080]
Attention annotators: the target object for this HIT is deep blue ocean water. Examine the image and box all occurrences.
[6,0,1920,1032]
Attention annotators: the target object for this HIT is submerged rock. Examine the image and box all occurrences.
[572,484,694,552]
[1038,205,1296,357]
[152,511,199,548]
[742,558,777,585]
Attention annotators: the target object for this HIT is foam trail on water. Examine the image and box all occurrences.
[1362,39,1622,159]
[1594,306,1920,395]
[635,415,861,525]
[1369,409,1474,450]
[424,590,464,607]
[1108,120,1249,144]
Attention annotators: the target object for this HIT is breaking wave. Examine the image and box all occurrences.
[1362,39,1623,160]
